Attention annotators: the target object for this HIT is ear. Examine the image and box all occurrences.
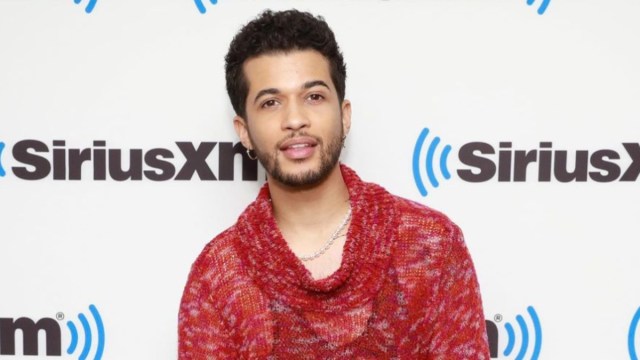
[341,99,352,136]
[233,115,253,150]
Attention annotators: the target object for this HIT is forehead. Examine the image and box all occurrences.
[242,49,335,93]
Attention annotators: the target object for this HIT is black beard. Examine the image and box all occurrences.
[253,130,344,188]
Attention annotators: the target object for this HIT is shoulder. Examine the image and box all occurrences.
[392,195,462,243]
[184,225,244,294]
[389,195,466,269]
[196,226,240,265]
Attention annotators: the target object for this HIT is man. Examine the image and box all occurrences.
[179,9,489,359]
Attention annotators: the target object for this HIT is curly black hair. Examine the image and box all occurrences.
[225,9,347,119]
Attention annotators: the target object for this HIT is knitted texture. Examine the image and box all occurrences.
[179,165,490,359]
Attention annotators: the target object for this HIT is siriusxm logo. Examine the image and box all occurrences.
[65,305,105,360]
[412,127,640,196]
[412,128,452,197]
[194,0,219,14]
[526,0,551,15]
[630,307,640,360]
[0,139,257,182]
[0,142,5,177]
[0,304,104,359]
[486,306,542,359]
[73,0,98,14]
[71,0,221,14]
[70,0,545,16]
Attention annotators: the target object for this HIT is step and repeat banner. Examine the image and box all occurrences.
[1,0,639,359]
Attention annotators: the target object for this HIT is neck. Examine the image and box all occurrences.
[268,164,350,232]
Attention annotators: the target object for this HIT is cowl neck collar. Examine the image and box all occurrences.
[234,164,397,312]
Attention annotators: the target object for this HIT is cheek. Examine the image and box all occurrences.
[247,125,277,150]
[328,110,346,135]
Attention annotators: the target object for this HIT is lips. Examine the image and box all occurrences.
[279,136,318,160]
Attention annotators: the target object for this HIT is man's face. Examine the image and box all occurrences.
[234,49,351,188]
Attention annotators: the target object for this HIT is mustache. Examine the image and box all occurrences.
[275,132,323,148]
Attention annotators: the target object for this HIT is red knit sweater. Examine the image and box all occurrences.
[179,165,490,359]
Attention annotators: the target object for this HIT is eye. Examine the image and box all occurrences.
[260,99,278,109]
[307,93,325,103]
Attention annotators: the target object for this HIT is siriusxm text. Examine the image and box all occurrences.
[0,317,61,356]
[458,142,640,182]
[5,140,258,181]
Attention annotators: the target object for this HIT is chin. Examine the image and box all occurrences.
[270,163,337,188]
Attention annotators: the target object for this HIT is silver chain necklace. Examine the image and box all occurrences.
[298,205,352,262]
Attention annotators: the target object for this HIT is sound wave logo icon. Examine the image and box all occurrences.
[412,128,452,197]
[502,306,542,360]
[66,305,105,360]
[629,307,640,360]
[73,0,98,14]
[0,141,6,177]
[526,0,551,15]
[194,0,218,14]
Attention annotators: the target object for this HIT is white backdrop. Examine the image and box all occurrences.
[1,0,639,359]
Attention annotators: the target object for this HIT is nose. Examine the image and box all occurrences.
[281,100,310,131]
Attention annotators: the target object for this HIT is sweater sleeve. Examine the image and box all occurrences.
[178,248,237,359]
[426,225,490,360]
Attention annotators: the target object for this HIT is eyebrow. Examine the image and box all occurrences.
[303,80,330,91]
[253,88,280,105]
[252,80,331,105]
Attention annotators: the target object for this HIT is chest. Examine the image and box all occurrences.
[265,273,426,359]
[298,234,348,280]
